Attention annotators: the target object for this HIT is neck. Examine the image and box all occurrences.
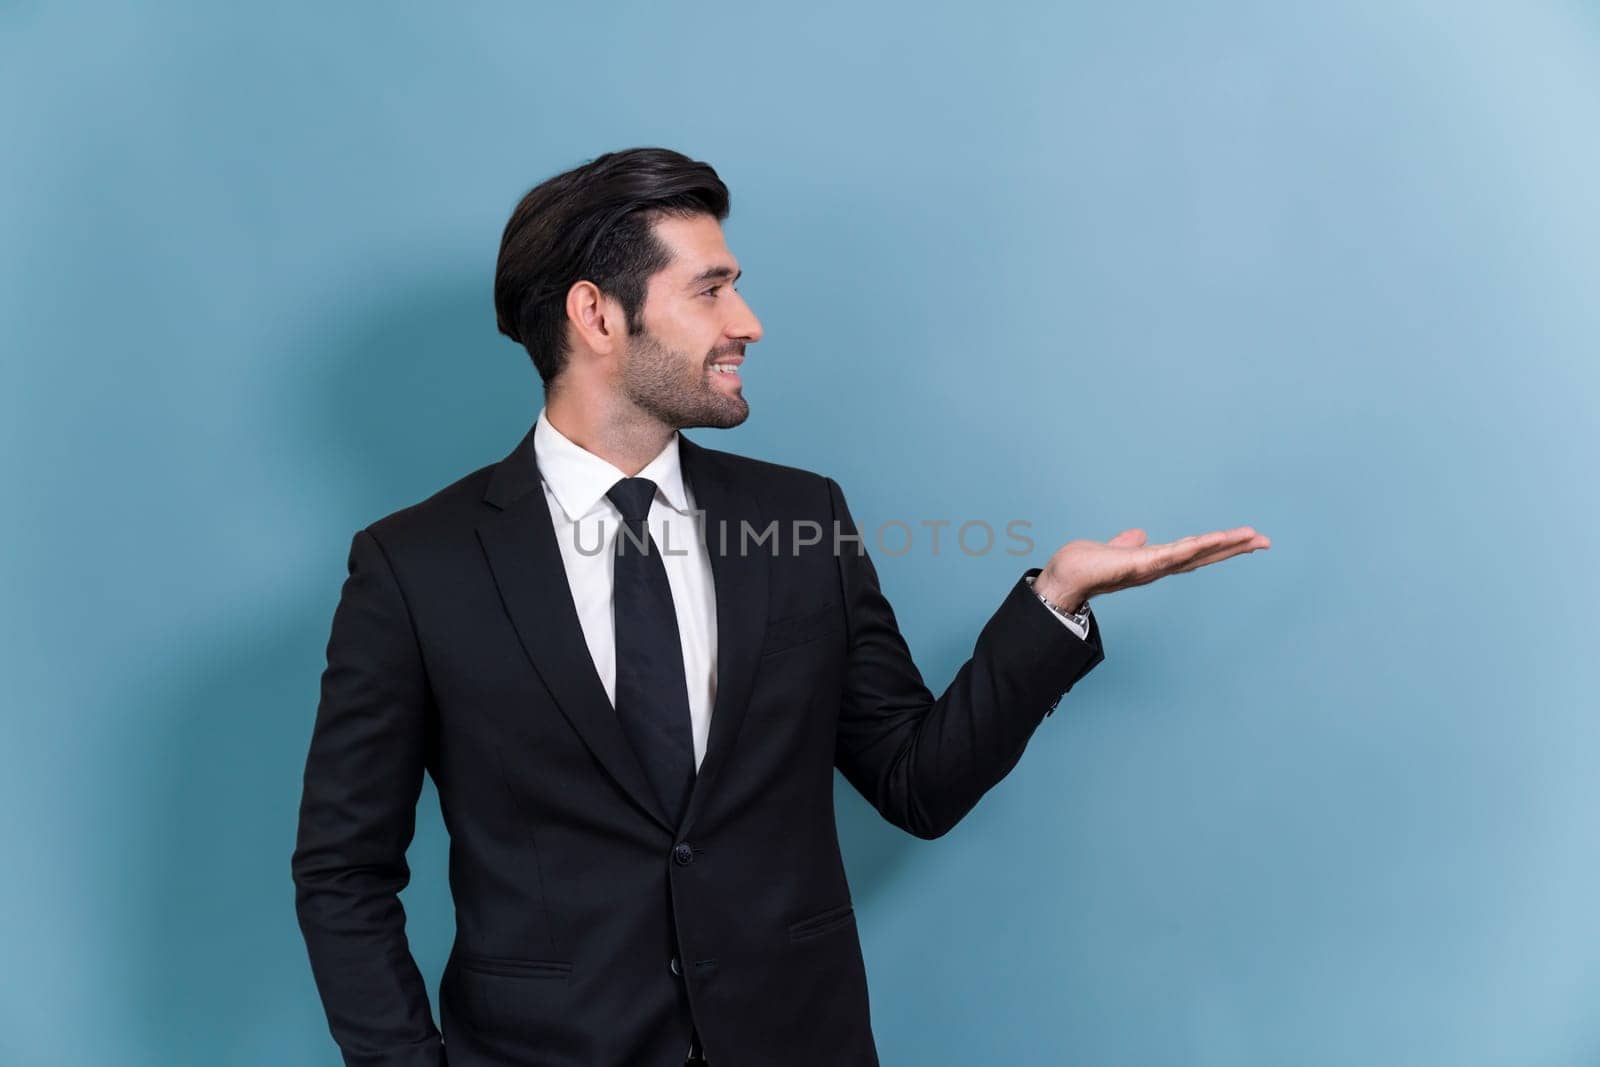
[543,386,675,477]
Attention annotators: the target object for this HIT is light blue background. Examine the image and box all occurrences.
[3,2,1597,1064]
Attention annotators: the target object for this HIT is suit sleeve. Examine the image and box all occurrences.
[826,477,1105,840]
[291,528,446,1067]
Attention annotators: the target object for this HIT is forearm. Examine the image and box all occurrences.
[293,763,442,1064]
[827,478,1105,839]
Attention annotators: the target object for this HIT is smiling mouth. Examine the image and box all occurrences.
[709,357,743,382]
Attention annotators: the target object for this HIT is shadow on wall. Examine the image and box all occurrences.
[100,272,919,1064]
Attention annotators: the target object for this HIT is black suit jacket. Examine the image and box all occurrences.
[291,424,1105,1066]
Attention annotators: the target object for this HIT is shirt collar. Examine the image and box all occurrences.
[532,407,692,522]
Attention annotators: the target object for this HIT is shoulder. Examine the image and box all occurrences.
[360,459,501,555]
[692,438,827,486]
[681,435,846,516]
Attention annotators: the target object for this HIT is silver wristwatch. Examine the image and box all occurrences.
[1025,574,1091,628]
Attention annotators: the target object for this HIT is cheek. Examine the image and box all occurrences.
[651,302,715,350]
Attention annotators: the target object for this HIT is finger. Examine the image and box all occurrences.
[1106,530,1269,593]
[1168,536,1270,574]
[1107,528,1148,548]
[1153,527,1258,568]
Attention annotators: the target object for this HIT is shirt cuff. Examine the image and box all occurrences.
[1025,574,1092,640]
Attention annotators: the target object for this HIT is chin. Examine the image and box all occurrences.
[697,406,749,430]
[685,397,749,430]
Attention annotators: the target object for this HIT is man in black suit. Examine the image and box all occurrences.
[291,147,1270,1066]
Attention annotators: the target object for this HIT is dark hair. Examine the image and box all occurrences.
[494,147,731,386]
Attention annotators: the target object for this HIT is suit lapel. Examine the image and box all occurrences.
[475,423,772,839]
[476,423,676,835]
[676,432,768,839]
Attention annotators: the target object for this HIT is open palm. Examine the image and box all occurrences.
[1035,526,1271,609]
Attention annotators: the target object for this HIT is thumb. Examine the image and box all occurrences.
[1107,528,1148,548]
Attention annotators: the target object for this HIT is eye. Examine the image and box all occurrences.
[701,285,722,298]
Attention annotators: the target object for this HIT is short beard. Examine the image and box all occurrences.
[620,329,749,430]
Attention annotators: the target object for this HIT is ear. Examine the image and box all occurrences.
[565,280,628,356]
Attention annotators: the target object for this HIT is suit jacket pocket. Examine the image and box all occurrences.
[787,901,856,943]
[453,951,574,980]
[761,602,842,657]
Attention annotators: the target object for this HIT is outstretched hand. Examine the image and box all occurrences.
[1032,526,1271,610]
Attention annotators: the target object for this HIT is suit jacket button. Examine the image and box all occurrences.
[673,842,694,866]
[670,956,682,976]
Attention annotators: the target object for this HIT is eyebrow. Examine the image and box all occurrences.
[686,264,742,289]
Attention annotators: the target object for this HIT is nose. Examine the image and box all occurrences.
[727,289,763,344]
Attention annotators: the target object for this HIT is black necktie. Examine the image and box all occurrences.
[606,476,695,828]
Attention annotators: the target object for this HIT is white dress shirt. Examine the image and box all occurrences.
[533,408,720,772]
[531,407,1092,777]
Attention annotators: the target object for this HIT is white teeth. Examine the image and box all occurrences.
[711,364,739,374]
